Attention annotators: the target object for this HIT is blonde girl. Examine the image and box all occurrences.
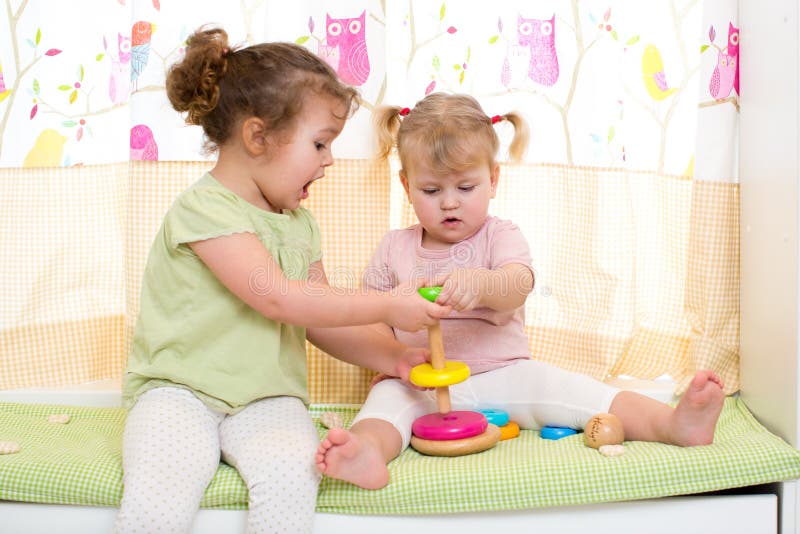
[315,93,725,490]
[115,28,449,534]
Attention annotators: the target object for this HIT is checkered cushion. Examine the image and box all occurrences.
[0,398,798,513]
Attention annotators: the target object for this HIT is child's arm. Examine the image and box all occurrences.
[307,259,427,382]
[432,263,534,312]
[189,232,450,330]
[308,325,427,383]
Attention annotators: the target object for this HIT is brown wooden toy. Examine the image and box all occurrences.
[584,413,625,448]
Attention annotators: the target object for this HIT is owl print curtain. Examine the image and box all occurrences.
[0,0,741,399]
[0,0,737,173]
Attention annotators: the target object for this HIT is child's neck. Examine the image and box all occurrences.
[210,153,278,213]
[420,231,454,251]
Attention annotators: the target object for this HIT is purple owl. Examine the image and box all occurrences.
[727,22,739,95]
[109,33,131,105]
[517,14,559,87]
[501,42,531,88]
[709,51,736,100]
[325,11,370,86]
[130,124,158,161]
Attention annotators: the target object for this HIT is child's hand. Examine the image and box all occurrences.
[394,346,431,390]
[430,268,487,312]
[384,283,451,331]
[369,346,431,391]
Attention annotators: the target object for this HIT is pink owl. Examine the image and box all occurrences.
[709,51,736,100]
[109,33,131,105]
[325,11,370,86]
[517,14,559,86]
[130,124,158,161]
[727,22,739,95]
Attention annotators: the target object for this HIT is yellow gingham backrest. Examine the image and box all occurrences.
[0,161,739,402]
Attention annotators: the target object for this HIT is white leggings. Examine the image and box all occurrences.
[352,359,620,449]
[114,387,320,534]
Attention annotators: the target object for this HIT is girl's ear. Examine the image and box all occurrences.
[399,171,412,203]
[490,164,500,199]
[241,117,268,157]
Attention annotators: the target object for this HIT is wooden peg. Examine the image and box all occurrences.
[428,322,451,414]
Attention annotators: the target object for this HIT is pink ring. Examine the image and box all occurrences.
[412,411,488,441]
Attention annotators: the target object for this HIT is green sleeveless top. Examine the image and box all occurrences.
[123,174,321,413]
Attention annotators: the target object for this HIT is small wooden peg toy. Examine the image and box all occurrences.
[584,413,625,449]
[319,412,343,429]
[0,441,20,454]
[598,444,626,457]
[47,413,71,424]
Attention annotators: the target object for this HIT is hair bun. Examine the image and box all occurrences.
[166,27,230,125]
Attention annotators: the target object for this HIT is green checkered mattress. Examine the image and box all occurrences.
[1,397,799,514]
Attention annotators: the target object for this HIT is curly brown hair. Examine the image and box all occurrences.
[166,26,359,153]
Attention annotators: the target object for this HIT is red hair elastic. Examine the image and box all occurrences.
[491,115,504,124]
[399,107,411,116]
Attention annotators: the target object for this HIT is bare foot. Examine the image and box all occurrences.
[315,427,390,490]
[669,370,725,446]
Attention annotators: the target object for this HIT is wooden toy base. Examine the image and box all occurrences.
[410,424,501,456]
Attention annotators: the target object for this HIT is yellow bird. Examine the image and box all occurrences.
[23,128,68,167]
[642,44,677,101]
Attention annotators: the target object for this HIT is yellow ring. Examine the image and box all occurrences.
[410,361,470,388]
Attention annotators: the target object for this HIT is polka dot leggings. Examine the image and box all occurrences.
[114,387,321,534]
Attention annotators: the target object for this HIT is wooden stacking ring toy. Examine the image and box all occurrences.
[409,287,501,457]
[584,413,625,449]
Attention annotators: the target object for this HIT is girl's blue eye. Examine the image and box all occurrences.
[459,185,475,192]
[422,189,438,195]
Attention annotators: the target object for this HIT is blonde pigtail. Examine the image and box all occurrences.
[502,111,530,163]
[373,105,403,161]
